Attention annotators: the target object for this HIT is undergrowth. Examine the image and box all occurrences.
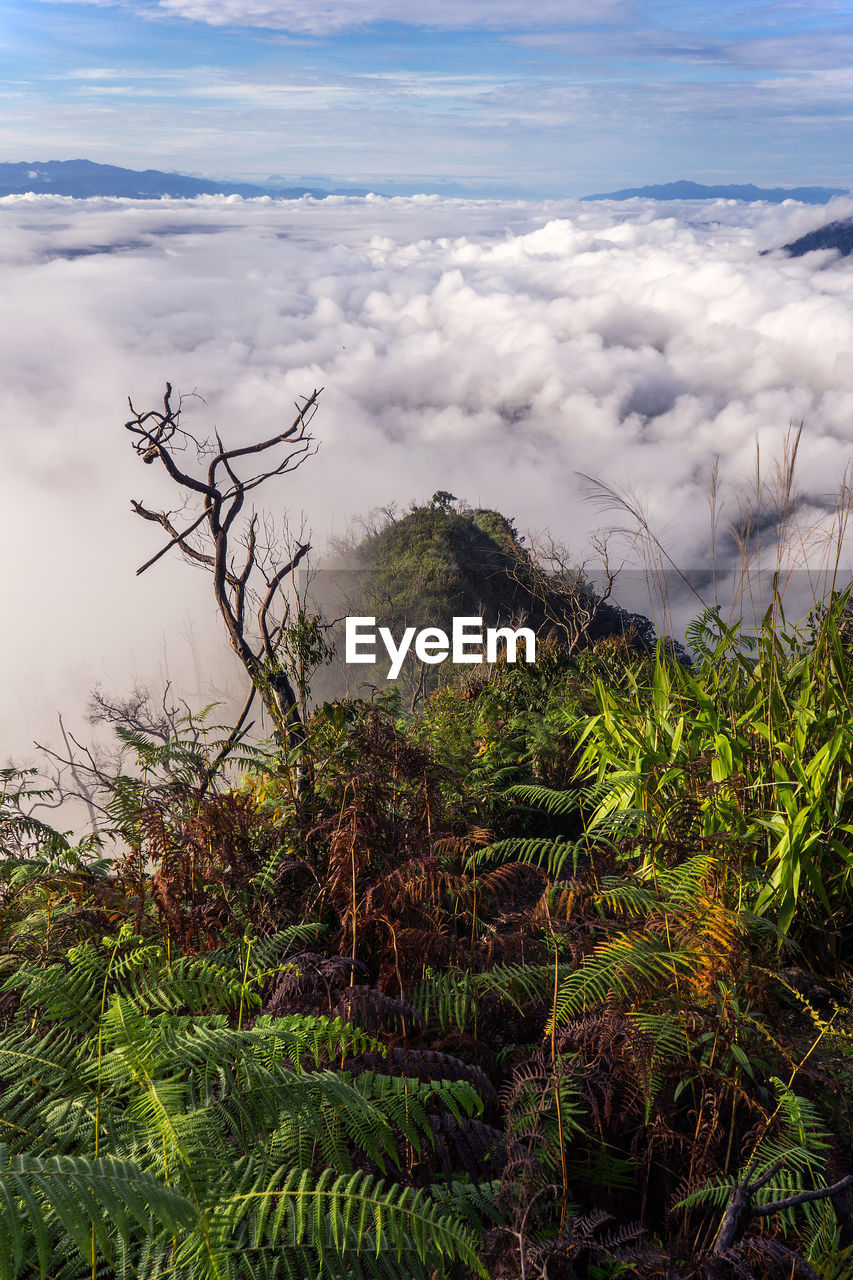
[4,591,853,1278]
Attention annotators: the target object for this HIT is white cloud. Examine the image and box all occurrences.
[150,0,631,32]
[37,0,631,31]
[2,190,853,767]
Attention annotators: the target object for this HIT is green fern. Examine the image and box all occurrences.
[546,933,698,1030]
[504,783,583,817]
[471,835,585,877]
[0,1145,194,1279]
[0,971,491,1279]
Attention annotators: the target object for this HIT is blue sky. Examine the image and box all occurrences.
[3,0,853,194]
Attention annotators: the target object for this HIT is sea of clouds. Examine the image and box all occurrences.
[3,190,853,766]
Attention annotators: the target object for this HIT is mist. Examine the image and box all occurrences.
[4,190,853,771]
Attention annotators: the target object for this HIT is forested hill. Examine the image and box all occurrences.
[343,494,655,648]
[768,217,853,258]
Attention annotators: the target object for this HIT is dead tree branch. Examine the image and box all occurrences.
[506,530,619,656]
[124,382,322,745]
[712,1161,853,1256]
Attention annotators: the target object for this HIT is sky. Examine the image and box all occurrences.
[3,0,853,193]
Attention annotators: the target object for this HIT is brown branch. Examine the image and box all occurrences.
[125,383,215,498]
[749,1159,787,1193]
[206,389,322,487]
[753,1173,853,1217]
[711,1161,853,1257]
[200,683,258,796]
[236,437,316,493]
[131,500,247,594]
[233,516,257,632]
[133,503,212,576]
[258,542,310,662]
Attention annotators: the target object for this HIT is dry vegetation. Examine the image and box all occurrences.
[3,403,853,1279]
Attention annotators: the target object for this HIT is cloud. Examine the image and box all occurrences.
[3,190,853,768]
[14,3,853,191]
[39,0,631,32]
[147,0,631,33]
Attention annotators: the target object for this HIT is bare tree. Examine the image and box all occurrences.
[87,680,195,745]
[124,382,321,751]
[506,531,620,655]
[32,683,210,828]
[33,714,116,830]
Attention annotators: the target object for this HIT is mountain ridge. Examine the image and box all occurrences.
[0,158,372,200]
[765,218,853,258]
[582,179,849,204]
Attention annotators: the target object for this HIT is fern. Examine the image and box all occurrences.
[685,606,758,666]
[472,834,584,877]
[504,783,582,817]
[546,933,699,1030]
[410,970,477,1034]
[0,1145,194,1279]
[0,978,490,1279]
[199,1167,489,1280]
[251,1014,382,1071]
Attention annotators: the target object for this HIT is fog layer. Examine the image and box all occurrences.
[3,192,853,760]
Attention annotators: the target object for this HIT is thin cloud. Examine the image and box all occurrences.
[40,0,632,32]
[156,0,631,32]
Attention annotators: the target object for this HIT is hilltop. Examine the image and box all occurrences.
[316,494,656,699]
[765,217,853,258]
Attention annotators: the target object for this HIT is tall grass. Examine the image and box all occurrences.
[575,428,853,944]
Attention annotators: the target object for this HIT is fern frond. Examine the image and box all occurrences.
[205,1166,488,1280]
[472,835,584,877]
[546,933,697,1029]
[504,784,580,817]
[0,1145,194,1279]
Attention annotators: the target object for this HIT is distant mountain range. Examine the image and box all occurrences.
[5,162,851,220]
[582,179,849,205]
[0,159,371,200]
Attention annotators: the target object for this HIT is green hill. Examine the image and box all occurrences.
[357,494,652,640]
[315,494,655,701]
